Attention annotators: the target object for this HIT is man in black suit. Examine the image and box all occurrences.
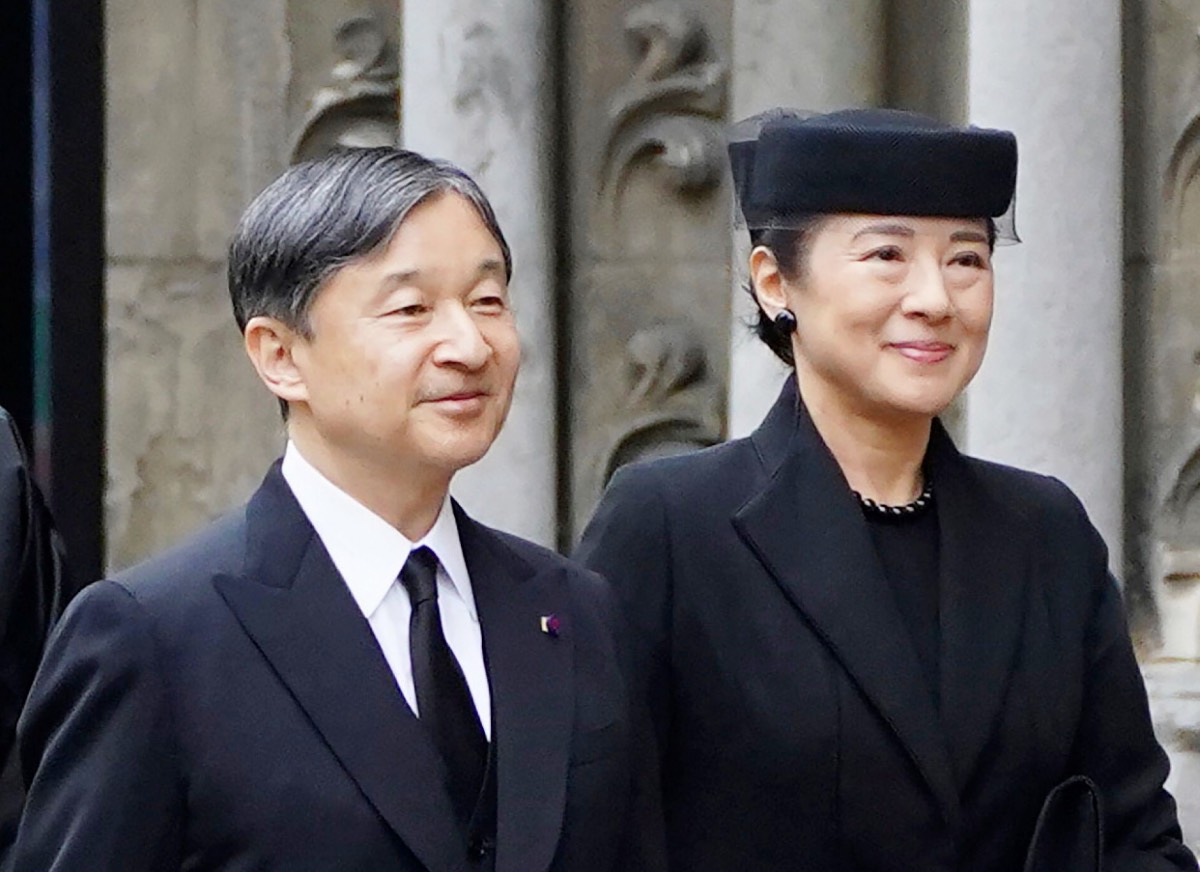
[0,407,68,851]
[9,148,659,871]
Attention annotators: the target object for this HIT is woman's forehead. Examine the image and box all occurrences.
[818,213,991,240]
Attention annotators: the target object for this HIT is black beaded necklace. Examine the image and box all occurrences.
[852,475,934,519]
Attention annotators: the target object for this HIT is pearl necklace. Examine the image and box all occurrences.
[852,476,934,519]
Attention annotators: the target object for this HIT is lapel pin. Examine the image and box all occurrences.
[540,614,561,637]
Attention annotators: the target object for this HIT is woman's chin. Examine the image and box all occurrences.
[871,386,960,422]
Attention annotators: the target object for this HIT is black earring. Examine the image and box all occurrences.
[773,309,797,335]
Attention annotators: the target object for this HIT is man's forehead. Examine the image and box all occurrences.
[373,257,508,284]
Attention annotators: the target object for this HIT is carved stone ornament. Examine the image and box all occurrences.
[564,0,730,536]
[597,1,728,209]
[600,322,722,485]
[291,13,400,164]
[1152,49,1200,659]
[1155,347,1200,661]
[1165,118,1200,252]
[1164,34,1200,255]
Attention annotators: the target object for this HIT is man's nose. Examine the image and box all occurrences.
[432,305,491,369]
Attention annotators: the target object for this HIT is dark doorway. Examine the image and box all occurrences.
[0,0,105,586]
[0,1,35,444]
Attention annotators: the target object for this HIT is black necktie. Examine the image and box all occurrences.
[400,546,488,825]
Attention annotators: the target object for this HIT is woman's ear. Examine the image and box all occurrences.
[243,316,309,408]
[749,245,790,316]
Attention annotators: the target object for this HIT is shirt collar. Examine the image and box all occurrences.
[280,442,477,621]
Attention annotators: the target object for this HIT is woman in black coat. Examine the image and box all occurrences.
[576,108,1197,871]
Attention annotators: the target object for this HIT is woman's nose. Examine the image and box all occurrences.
[902,262,952,319]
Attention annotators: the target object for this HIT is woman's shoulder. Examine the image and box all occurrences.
[959,453,1097,539]
[603,436,760,502]
[959,457,1113,631]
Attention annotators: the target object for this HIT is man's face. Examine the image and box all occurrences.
[288,192,520,479]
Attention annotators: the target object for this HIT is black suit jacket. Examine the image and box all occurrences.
[10,465,659,871]
[577,378,1196,872]
[0,408,68,851]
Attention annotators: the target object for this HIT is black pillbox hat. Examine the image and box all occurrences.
[733,108,1018,227]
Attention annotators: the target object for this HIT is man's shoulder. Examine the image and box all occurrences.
[470,522,610,603]
[107,505,249,607]
[479,524,587,577]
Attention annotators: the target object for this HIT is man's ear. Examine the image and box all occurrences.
[749,246,790,317]
[243,316,309,407]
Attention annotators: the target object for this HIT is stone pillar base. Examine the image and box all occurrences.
[1144,660,1200,853]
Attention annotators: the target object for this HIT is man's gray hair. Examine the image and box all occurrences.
[228,147,512,336]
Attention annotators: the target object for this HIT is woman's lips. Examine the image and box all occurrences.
[889,341,955,364]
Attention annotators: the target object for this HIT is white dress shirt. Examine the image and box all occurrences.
[281,442,491,738]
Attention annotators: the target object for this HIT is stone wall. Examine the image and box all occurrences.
[104,0,398,570]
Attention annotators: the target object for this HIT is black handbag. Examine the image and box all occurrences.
[1024,775,1104,872]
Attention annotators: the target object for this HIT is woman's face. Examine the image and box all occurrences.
[755,213,995,422]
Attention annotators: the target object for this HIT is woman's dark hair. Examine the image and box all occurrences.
[745,215,826,367]
[745,215,998,367]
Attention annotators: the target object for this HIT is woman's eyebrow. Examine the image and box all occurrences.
[850,222,915,241]
[950,229,990,244]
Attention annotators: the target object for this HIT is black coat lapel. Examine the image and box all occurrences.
[929,424,1032,790]
[456,508,573,872]
[215,467,470,872]
[733,383,960,826]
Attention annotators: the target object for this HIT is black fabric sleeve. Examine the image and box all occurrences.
[0,408,71,856]
[574,464,675,765]
[1060,488,1198,871]
[8,581,185,871]
[573,565,668,872]
[0,408,70,769]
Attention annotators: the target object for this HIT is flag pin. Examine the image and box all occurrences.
[540,614,561,637]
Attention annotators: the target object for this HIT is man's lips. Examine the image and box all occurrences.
[427,391,487,402]
[420,390,491,411]
[888,341,955,363]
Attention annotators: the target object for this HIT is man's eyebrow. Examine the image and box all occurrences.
[477,258,507,279]
[377,268,421,287]
[850,222,916,241]
[373,257,506,293]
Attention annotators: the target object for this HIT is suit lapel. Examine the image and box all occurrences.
[456,508,573,872]
[733,385,960,826]
[929,424,1032,790]
[215,467,469,872]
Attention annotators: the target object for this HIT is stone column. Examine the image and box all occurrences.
[1144,663,1200,853]
[965,0,1124,569]
[402,1,556,546]
[727,0,887,437]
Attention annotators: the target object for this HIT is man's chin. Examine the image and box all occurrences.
[425,430,503,473]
